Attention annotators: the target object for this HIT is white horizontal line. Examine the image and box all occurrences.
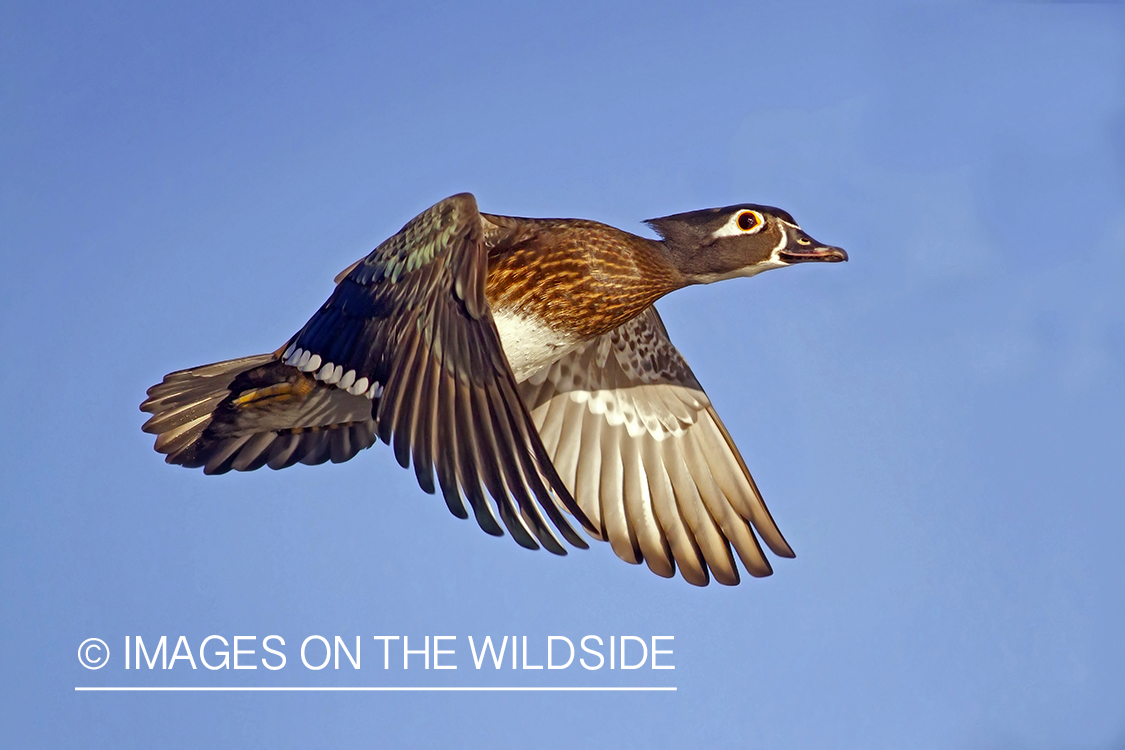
[75,686,676,692]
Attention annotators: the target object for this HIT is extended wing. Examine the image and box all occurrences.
[142,193,591,555]
[518,307,794,585]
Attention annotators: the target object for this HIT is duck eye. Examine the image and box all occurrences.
[796,236,811,245]
[737,211,760,232]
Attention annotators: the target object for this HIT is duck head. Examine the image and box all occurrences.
[645,204,847,285]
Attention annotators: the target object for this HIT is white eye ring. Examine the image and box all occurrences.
[712,210,766,238]
[737,211,763,232]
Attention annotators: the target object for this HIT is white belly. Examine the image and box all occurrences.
[492,309,580,382]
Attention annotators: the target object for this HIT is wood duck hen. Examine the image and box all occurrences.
[141,193,847,586]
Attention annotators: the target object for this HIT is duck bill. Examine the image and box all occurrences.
[779,245,848,263]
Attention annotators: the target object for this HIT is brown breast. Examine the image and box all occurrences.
[481,214,683,340]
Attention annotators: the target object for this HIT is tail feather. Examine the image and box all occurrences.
[141,354,378,475]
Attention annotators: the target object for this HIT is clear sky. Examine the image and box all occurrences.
[3,2,1124,748]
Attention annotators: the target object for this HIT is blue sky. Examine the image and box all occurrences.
[3,1,1124,748]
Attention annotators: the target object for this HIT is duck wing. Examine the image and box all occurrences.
[518,307,794,585]
[142,193,590,555]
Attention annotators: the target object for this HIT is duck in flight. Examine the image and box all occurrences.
[141,193,846,586]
